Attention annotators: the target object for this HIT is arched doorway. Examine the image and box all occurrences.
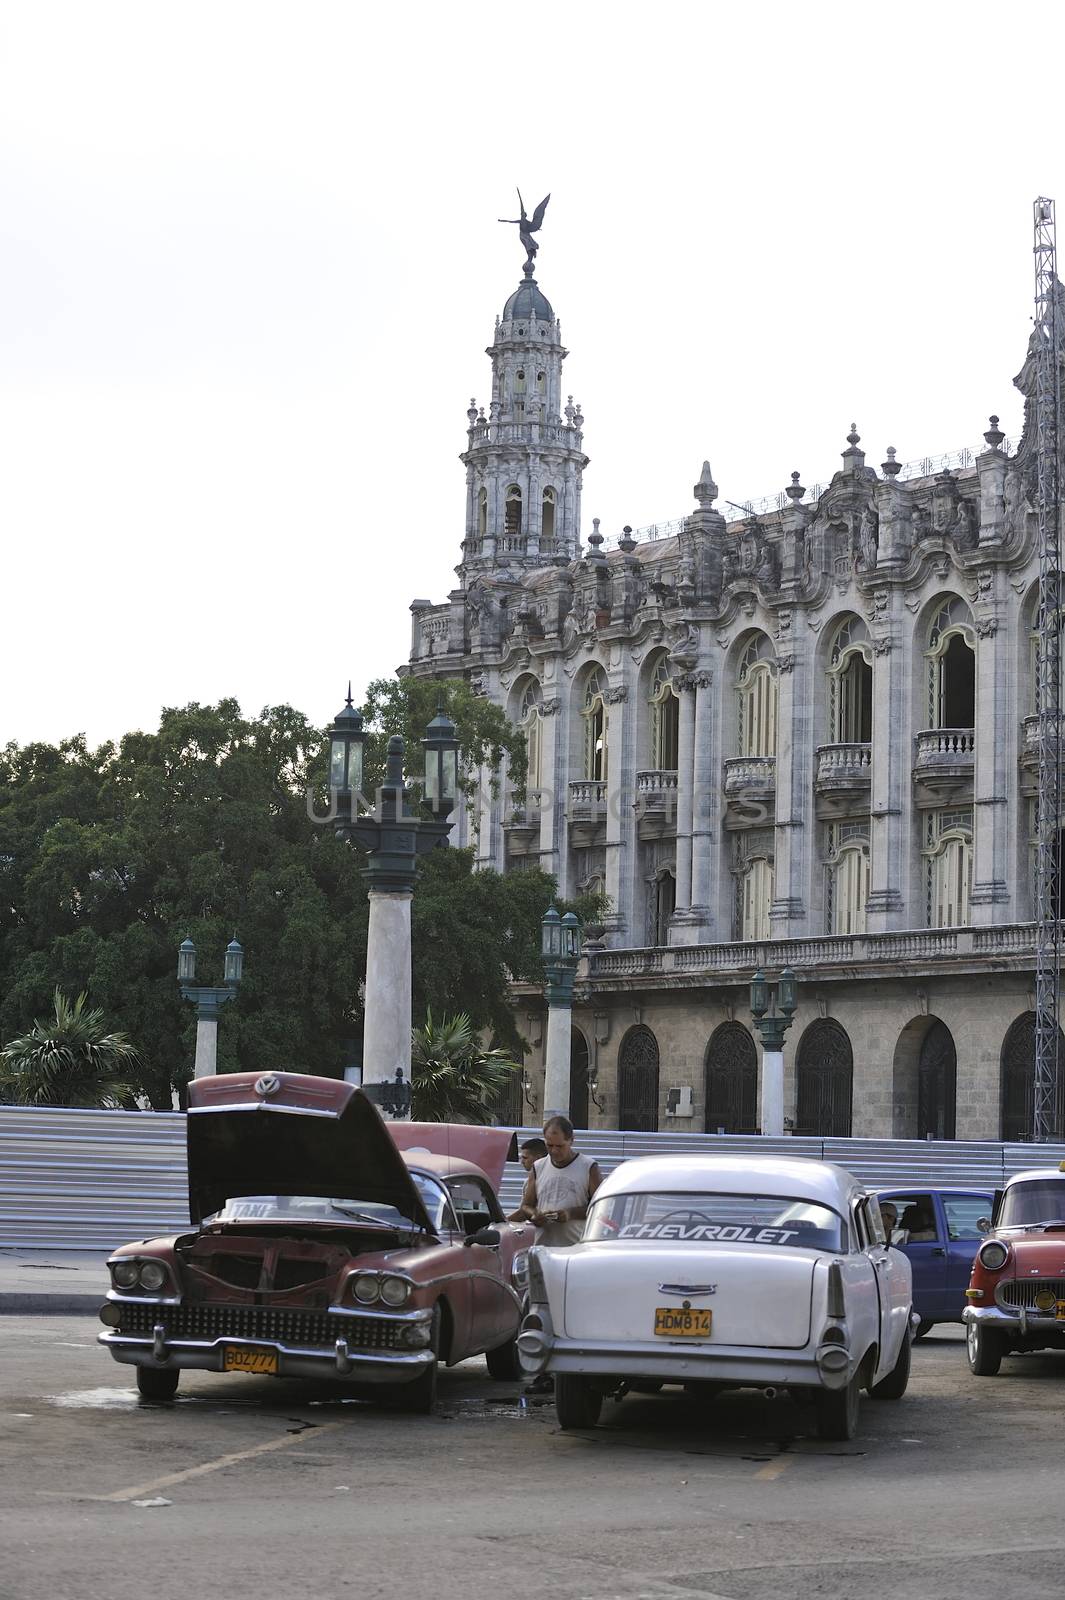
[917,1019,957,1140]
[795,1020,853,1136]
[704,1022,758,1134]
[1001,1012,1065,1140]
[618,1025,660,1132]
[570,1028,590,1129]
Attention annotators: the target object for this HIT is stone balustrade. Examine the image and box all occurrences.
[567,779,608,818]
[913,728,976,769]
[583,921,1044,983]
[722,755,776,799]
[815,742,872,792]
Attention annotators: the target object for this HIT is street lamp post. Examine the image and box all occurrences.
[541,906,582,1117]
[328,690,459,1119]
[178,937,244,1077]
[749,966,798,1136]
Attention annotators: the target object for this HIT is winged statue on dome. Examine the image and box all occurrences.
[499,190,551,272]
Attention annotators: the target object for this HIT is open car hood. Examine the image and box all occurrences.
[186,1072,433,1232]
[389,1123,518,1191]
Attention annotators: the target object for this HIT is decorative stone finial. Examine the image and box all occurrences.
[618,525,637,553]
[694,460,718,506]
[984,414,1006,449]
[847,424,860,448]
[881,445,902,478]
[565,395,575,424]
[467,398,478,424]
[785,471,805,502]
[588,517,604,551]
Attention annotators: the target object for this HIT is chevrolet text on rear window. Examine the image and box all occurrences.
[584,1192,844,1251]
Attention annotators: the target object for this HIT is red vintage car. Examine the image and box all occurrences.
[963,1162,1065,1375]
[98,1071,530,1410]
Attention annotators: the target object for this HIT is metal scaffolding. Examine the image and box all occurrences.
[1033,196,1063,1141]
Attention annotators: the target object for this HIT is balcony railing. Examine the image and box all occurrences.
[584,922,1043,982]
[723,755,776,800]
[913,729,975,786]
[815,743,872,791]
[635,769,679,802]
[1021,712,1065,764]
[567,779,608,820]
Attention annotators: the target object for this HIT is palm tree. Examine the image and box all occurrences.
[0,989,141,1108]
[410,1010,521,1124]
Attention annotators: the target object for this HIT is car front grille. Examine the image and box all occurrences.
[999,1278,1065,1310]
[116,1300,403,1350]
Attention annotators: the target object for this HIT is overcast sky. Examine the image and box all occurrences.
[2,2,1063,750]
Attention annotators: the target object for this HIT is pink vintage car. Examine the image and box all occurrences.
[98,1072,529,1410]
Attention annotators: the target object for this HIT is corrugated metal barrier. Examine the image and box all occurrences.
[2,1104,1064,1252]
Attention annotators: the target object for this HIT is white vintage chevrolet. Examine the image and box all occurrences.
[517,1154,913,1440]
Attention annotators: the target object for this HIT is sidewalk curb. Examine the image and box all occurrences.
[0,1293,103,1315]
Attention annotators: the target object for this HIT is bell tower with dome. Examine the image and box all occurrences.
[458,197,588,581]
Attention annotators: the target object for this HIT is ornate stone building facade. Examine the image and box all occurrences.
[407,252,1064,1142]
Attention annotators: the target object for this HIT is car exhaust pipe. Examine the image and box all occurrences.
[761,1386,778,1400]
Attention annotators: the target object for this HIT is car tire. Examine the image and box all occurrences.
[385,1308,440,1413]
[555,1373,603,1429]
[485,1333,520,1381]
[869,1324,911,1400]
[814,1372,860,1441]
[966,1320,1004,1377]
[914,1319,934,1341]
[136,1365,179,1402]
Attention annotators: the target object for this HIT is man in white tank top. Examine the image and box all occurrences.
[514,1115,602,1247]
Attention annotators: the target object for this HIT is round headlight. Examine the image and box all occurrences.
[112,1260,139,1288]
[379,1276,411,1308]
[1035,1287,1057,1312]
[138,1261,168,1291]
[353,1275,380,1304]
[978,1239,1010,1272]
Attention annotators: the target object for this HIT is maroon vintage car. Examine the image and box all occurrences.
[98,1071,530,1410]
[963,1161,1065,1375]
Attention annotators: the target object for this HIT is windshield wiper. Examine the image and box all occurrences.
[328,1203,398,1226]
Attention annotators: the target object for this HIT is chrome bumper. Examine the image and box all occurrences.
[519,1333,850,1391]
[963,1304,1065,1339]
[98,1329,433,1385]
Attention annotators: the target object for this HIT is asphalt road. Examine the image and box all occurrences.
[2,1318,1064,1600]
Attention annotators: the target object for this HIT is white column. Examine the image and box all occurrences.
[760,1047,784,1136]
[543,1001,572,1117]
[362,888,413,1115]
[971,597,1009,924]
[194,1017,218,1077]
[689,672,717,939]
[672,679,696,915]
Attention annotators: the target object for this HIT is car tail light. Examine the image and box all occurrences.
[826,1262,846,1320]
[527,1251,548,1304]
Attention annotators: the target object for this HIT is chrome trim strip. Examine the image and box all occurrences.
[186,1103,338,1118]
[98,1331,430,1367]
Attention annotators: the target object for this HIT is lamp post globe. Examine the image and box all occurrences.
[422,705,460,822]
[328,685,367,807]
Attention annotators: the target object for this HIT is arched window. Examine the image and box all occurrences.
[827,836,870,935]
[477,487,487,539]
[505,485,522,537]
[541,487,556,546]
[926,598,975,728]
[518,679,543,791]
[570,1028,590,1128]
[704,1022,758,1134]
[514,367,526,396]
[924,810,972,927]
[918,1019,957,1140]
[828,617,872,742]
[1000,1011,1065,1140]
[737,636,777,757]
[618,1025,660,1131]
[649,654,680,770]
[740,855,773,941]
[582,668,608,782]
[795,1020,853,1136]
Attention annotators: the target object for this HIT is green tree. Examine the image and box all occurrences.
[411,1010,521,1124]
[359,675,528,808]
[0,989,140,1107]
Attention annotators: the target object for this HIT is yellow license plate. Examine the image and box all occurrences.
[1057,1301,1065,1322]
[223,1346,278,1375]
[654,1306,712,1339]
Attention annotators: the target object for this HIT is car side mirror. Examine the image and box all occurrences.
[977,1217,991,1234]
[463,1227,501,1249]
